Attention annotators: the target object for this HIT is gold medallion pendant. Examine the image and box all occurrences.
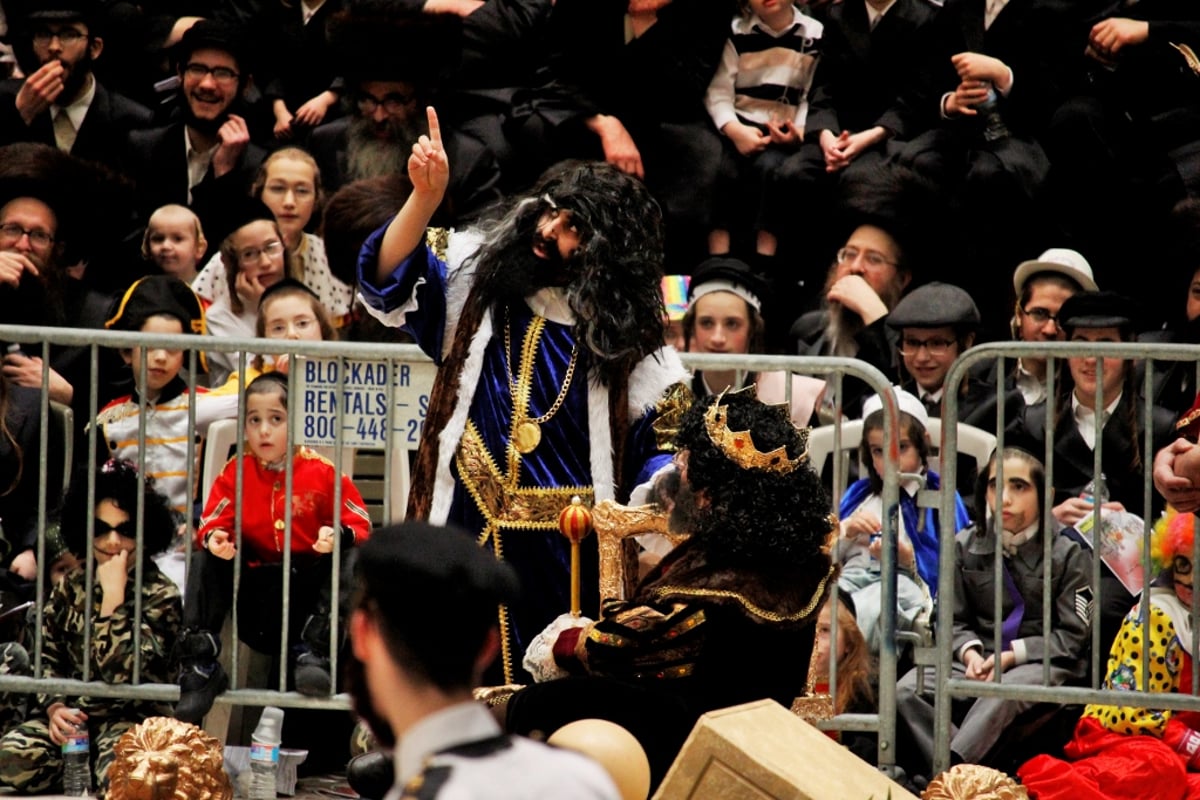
[513,418,542,454]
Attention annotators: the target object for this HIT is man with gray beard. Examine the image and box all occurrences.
[312,6,501,225]
[791,221,913,418]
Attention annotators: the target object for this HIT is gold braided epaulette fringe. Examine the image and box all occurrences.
[652,382,694,452]
[425,227,451,263]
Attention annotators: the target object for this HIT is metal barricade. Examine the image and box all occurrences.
[934,340,1200,776]
[0,323,917,772]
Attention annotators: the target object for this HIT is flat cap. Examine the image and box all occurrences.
[1056,290,1136,332]
[357,521,520,616]
[886,281,979,330]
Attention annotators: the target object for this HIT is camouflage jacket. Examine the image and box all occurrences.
[35,561,181,721]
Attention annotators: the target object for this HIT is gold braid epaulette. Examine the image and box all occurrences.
[425,227,451,263]
[649,562,835,624]
[652,382,694,452]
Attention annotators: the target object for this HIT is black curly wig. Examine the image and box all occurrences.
[466,160,667,387]
[677,391,832,570]
[61,460,177,563]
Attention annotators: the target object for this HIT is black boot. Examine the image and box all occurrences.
[174,629,228,724]
[346,751,394,800]
[294,614,333,697]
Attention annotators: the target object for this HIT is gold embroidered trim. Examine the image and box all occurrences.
[652,382,693,452]
[650,563,834,624]
[456,420,594,682]
[458,422,593,524]
[588,628,635,648]
[425,227,450,263]
[634,664,695,680]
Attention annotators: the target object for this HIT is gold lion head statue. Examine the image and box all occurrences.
[921,764,1029,800]
[107,717,233,800]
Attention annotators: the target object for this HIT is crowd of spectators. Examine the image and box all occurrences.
[2,0,1200,795]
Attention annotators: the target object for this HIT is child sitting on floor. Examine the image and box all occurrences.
[0,460,181,795]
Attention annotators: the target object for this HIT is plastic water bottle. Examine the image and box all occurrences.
[61,714,91,796]
[249,706,284,799]
[978,84,1011,142]
[1080,473,1109,504]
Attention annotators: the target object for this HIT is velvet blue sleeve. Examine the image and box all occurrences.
[355,220,450,362]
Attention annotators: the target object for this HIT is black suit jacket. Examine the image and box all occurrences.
[898,0,1074,140]
[1011,393,1175,520]
[125,120,266,242]
[0,79,154,174]
[516,0,730,131]
[807,0,936,140]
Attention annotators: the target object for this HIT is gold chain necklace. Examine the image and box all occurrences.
[504,308,579,458]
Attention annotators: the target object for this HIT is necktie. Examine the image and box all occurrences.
[921,394,941,417]
[53,110,76,153]
[1000,561,1025,650]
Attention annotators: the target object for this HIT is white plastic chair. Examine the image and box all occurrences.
[922,419,998,486]
[806,419,865,495]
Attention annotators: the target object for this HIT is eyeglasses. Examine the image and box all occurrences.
[237,240,284,265]
[32,28,87,46]
[183,62,240,84]
[266,316,318,337]
[356,92,414,116]
[836,247,897,270]
[1021,306,1059,327]
[898,337,957,357]
[0,222,55,249]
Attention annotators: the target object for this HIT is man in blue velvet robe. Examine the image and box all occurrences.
[357,108,690,683]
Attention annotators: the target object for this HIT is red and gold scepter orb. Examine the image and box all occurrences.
[558,495,593,617]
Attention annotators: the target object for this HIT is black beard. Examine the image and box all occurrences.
[344,651,396,750]
[497,246,572,302]
[182,103,228,137]
[58,57,92,102]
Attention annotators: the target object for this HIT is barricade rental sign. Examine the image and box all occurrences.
[295,357,437,449]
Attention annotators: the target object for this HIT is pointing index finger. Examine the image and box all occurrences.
[427,106,442,149]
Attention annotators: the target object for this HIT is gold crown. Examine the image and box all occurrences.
[703,389,807,474]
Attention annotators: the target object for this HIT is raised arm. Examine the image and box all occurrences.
[375,106,450,282]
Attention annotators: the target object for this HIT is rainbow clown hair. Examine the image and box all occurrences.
[1151,508,1199,571]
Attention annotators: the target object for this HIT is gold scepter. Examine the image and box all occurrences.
[558,495,594,617]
